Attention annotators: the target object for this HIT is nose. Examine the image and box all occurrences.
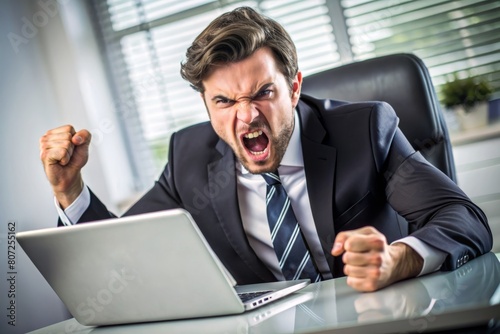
[236,100,259,124]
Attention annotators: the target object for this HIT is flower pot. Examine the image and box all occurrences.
[455,102,489,131]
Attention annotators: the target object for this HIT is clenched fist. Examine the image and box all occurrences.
[331,226,423,292]
[39,125,91,209]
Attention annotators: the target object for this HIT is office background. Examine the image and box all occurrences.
[0,0,499,333]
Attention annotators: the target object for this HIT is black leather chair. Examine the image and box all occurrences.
[301,53,457,183]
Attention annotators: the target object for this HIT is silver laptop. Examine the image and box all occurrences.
[17,209,309,326]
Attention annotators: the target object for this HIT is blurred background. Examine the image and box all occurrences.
[0,0,499,332]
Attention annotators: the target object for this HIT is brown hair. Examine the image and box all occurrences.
[180,7,298,93]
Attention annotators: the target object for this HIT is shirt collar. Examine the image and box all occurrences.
[239,110,303,175]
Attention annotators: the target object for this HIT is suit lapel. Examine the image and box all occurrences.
[297,100,337,273]
[208,140,276,282]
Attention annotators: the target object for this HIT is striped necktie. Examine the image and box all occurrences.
[262,171,321,283]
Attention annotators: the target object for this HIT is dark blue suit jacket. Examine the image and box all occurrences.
[68,95,492,284]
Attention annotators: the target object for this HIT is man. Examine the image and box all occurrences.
[39,7,491,292]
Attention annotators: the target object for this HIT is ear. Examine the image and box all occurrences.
[291,71,303,106]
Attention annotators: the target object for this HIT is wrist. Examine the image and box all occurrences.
[54,176,84,210]
[390,243,424,282]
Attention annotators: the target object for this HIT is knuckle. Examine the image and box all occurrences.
[368,235,386,250]
[366,226,377,233]
[50,147,66,160]
[39,150,47,161]
[370,267,381,279]
[342,252,350,264]
[343,265,349,276]
[361,226,377,234]
[62,124,74,132]
[379,233,387,243]
[371,253,382,266]
[374,238,385,248]
[346,276,355,288]
[366,281,378,292]
[368,251,382,267]
[344,238,353,251]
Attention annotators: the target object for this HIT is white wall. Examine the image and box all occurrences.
[0,1,71,332]
[0,0,129,332]
[453,137,500,253]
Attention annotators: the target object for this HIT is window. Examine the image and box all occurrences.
[91,0,500,191]
[342,0,500,97]
[92,0,339,189]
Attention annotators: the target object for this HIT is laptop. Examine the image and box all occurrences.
[17,209,310,326]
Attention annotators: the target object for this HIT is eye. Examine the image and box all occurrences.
[255,89,272,100]
[215,98,234,107]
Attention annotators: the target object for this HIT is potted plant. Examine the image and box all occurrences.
[441,74,492,130]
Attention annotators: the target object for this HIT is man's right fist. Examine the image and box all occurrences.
[39,125,92,209]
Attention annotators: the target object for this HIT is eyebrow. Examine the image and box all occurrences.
[210,82,275,102]
[251,83,274,99]
[211,94,232,102]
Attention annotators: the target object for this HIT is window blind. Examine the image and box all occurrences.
[92,0,500,191]
[91,0,339,188]
[341,0,500,98]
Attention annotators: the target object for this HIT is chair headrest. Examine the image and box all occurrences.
[301,54,445,151]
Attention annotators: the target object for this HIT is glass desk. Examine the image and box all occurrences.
[30,252,500,333]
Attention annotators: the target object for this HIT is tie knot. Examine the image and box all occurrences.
[262,172,281,186]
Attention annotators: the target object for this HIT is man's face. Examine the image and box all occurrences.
[202,47,302,174]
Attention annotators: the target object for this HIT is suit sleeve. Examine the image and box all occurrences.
[372,102,492,271]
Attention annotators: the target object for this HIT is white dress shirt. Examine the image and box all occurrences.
[57,111,446,277]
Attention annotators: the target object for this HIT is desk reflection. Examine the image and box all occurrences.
[292,252,500,333]
[30,253,500,334]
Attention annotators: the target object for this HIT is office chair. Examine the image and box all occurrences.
[301,53,457,183]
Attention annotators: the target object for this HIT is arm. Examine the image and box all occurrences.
[331,103,491,291]
[385,142,491,270]
[40,125,117,225]
[41,124,185,225]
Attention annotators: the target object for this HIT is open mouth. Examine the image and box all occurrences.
[242,130,269,157]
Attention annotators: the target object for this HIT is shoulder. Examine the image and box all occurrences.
[164,121,226,170]
[298,94,401,169]
[171,121,219,149]
[174,121,215,137]
[298,94,399,138]
[299,94,397,121]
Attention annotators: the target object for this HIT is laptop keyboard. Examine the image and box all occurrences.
[238,290,272,303]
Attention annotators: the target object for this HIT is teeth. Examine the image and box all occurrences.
[244,130,262,139]
[250,148,267,155]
